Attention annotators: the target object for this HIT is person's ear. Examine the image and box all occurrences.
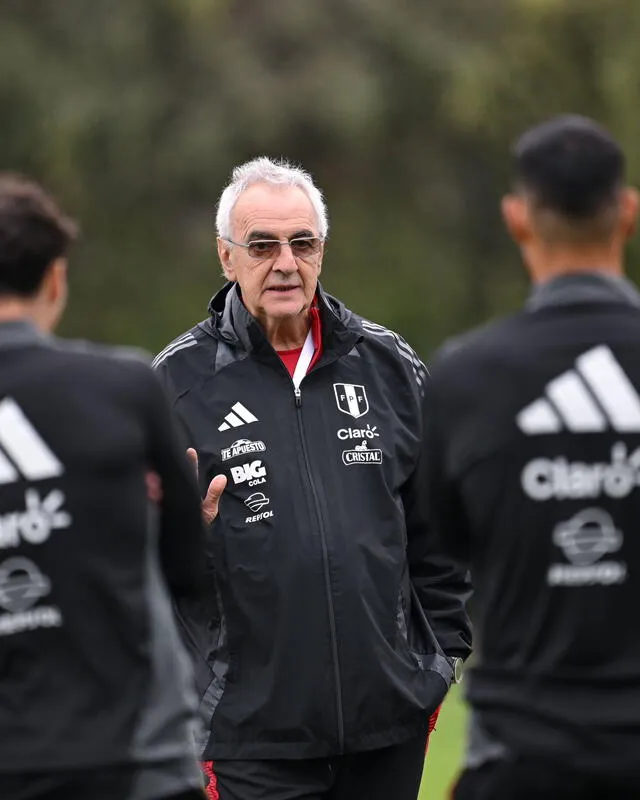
[501,194,533,245]
[217,237,236,281]
[46,258,68,306]
[619,187,639,241]
[37,258,68,332]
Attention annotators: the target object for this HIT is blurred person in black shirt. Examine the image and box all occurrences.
[424,116,640,799]
[0,174,210,800]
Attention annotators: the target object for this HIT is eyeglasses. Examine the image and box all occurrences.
[223,236,323,261]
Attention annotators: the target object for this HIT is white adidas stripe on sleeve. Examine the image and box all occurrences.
[152,334,197,368]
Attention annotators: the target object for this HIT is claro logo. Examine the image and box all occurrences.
[521,443,640,501]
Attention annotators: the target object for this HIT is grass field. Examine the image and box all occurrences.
[418,687,468,799]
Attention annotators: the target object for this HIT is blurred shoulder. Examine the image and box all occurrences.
[429,311,524,384]
[51,336,157,385]
[53,335,150,368]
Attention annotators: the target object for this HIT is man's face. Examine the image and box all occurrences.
[217,183,324,325]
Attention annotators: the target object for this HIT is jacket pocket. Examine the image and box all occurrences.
[397,584,454,686]
[220,519,277,615]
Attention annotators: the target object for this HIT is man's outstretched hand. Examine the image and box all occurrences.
[187,448,227,525]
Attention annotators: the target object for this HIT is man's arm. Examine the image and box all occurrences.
[141,365,207,599]
[152,349,227,526]
[402,383,472,661]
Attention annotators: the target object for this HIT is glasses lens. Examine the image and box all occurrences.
[290,238,321,258]
[247,240,280,259]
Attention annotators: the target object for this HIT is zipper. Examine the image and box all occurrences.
[293,383,345,752]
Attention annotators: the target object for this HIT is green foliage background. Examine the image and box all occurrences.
[2,4,637,794]
[2,0,639,360]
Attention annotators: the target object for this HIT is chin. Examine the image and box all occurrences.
[263,297,307,317]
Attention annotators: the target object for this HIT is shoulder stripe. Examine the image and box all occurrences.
[153,332,194,362]
[361,320,427,392]
[152,335,197,368]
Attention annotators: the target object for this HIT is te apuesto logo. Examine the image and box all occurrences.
[221,439,266,462]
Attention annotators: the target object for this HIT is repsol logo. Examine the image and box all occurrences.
[245,510,274,524]
[521,443,640,501]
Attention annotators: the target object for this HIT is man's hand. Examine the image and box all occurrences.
[187,448,227,525]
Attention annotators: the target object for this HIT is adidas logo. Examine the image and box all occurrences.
[517,345,640,435]
[0,399,64,485]
[218,402,259,432]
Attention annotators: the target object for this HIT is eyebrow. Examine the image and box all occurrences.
[290,229,315,239]
[246,231,276,241]
[246,229,316,241]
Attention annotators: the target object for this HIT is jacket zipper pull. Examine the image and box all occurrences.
[294,387,302,407]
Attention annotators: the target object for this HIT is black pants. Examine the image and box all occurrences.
[453,758,640,800]
[0,766,205,800]
[208,733,427,800]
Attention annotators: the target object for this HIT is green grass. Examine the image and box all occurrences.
[418,686,468,799]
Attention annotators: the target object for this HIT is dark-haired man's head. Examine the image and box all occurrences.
[0,174,77,331]
[501,115,638,283]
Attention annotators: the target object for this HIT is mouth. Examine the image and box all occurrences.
[265,286,301,294]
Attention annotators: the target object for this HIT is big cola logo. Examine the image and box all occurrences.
[230,460,267,487]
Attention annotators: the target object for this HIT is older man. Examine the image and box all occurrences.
[154,157,471,800]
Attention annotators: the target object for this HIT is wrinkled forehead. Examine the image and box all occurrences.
[231,183,319,240]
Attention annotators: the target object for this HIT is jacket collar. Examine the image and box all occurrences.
[526,270,640,312]
[204,281,362,360]
[0,319,49,348]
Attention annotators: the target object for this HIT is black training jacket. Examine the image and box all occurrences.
[0,320,204,791]
[154,281,472,760]
[425,271,640,777]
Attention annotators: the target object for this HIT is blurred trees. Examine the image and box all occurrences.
[0,0,638,357]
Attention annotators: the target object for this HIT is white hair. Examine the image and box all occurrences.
[215,157,329,240]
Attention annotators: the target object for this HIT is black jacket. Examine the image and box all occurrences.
[0,320,204,785]
[425,271,640,776]
[154,281,472,760]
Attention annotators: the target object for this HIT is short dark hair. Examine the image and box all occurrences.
[513,115,625,222]
[0,174,78,297]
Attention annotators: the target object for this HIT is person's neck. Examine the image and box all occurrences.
[0,301,36,325]
[260,311,311,351]
[526,241,625,284]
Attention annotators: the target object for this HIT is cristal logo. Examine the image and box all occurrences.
[230,460,267,487]
[521,443,640,501]
[337,425,380,441]
[342,440,383,466]
[221,439,266,462]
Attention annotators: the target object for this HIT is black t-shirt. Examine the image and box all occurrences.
[0,321,205,773]
[425,273,640,775]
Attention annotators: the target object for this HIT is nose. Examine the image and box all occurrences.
[272,243,299,274]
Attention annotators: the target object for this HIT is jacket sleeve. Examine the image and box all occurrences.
[151,357,195,448]
[141,364,206,599]
[401,379,472,661]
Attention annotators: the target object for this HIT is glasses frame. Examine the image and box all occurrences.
[222,236,324,261]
